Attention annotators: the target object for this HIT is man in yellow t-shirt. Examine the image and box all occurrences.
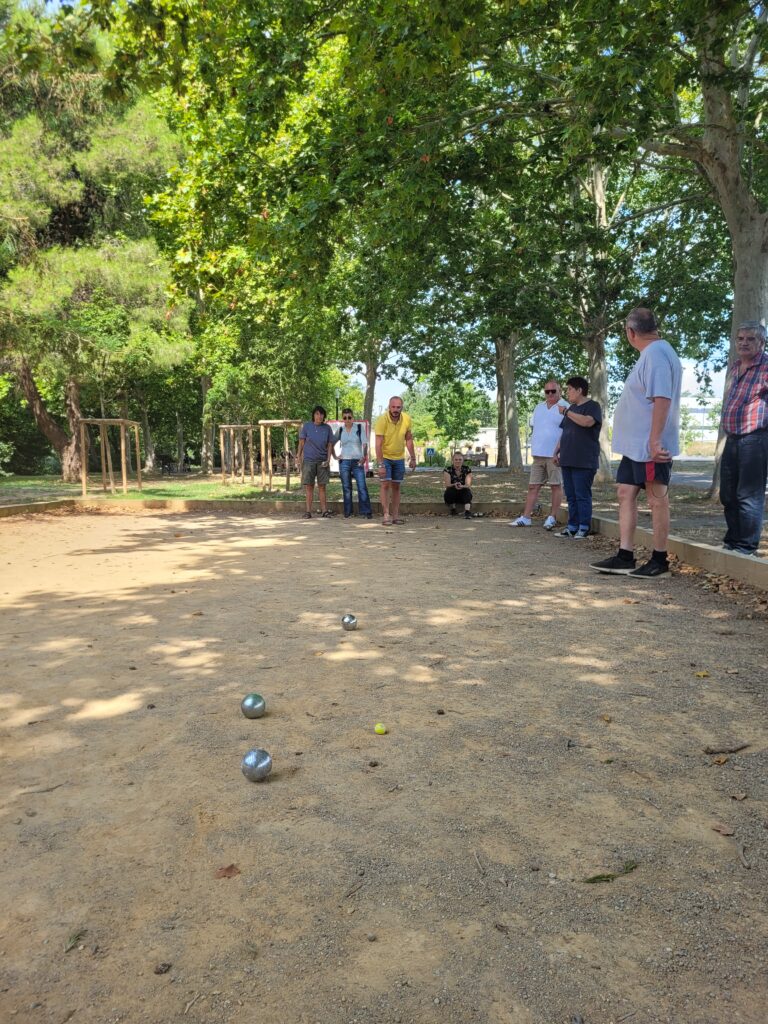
[374,396,416,525]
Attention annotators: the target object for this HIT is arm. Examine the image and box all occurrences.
[325,430,334,465]
[465,471,472,488]
[375,433,385,476]
[297,437,305,463]
[405,429,416,467]
[649,397,672,460]
[442,470,451,487]
[563,408,596,428]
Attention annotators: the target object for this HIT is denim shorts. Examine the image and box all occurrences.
[382,458,405,482]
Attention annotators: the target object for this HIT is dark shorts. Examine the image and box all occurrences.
[616,456,672,489]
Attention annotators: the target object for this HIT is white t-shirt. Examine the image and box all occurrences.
[336,422,368,460]
[612,339,682,461]
[530,401,567,458]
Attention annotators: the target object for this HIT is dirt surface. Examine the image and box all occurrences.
[1,512,767,1024]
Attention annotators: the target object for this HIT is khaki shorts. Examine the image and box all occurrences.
[529,456,562,486]
[301,460,330,486]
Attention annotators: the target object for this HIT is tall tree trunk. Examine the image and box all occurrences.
[121,395,133,473]
[494,338,509,468]
[363,343,379,425]
[137,395,156,472]
[583,328,613,481]
[494,333,522,470]
[16,358,82,482]
[200,374,213,474]
[176,412,185,473]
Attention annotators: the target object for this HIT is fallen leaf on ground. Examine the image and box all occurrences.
[192,611,204,617]
[725,669,740,675]
[711,823,735,836]
[695,671,710,678]
[493,922,510,935]
[599,714,612,724]
[214,864,241,879]
[64,929,87,952]
[583,861,638,884]
[622,599,639,605]
[713,755,729,765]
[731,792,747,801]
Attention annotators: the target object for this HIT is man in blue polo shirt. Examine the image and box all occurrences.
[298,406,335,519]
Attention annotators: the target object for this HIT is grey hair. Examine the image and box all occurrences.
[625,307,658,334]
[738,321,767,340]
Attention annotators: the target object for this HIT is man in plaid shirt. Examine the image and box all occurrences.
[720,321,768,555]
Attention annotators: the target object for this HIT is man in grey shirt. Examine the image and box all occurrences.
[591,307,682,579]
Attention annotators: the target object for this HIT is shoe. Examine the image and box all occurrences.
[344,514,352,519]
[365,514,373,520]
[464,510,472,519]
[556,527,577,538]
[543,515,557,530]
[509,516,532,527]
[450,506,458,516]
[320,510,333,518]
[722,544,735,551]
[303,512,312,519]
[628,559,670,579]
[590,553,636,574]
[573,528,590,539]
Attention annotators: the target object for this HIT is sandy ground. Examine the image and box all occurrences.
[1,512,767,1024]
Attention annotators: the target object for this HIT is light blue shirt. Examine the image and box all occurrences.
[612,339,682,461]
[336,422,368,460]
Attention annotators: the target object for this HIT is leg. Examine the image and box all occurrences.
[561,467,578,530]
[463,487,473,518]
[732,432,768,553]
[444,485,459,513]
[380,480,391,521]
[304,483,314,513]
[522,483,543,516]
[390,482,402,520]
[719,436,740,547]
[317,484,328,514]
[573,468,596,532]
[339,460,353,517]
[618,483,640,550]
[352,462,372,516]
[646,480,670,552]
[549,483,562,517]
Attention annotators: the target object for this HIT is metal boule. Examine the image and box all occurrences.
[241,748,272,782]
[341,614,358,631]
[240,693,266,719]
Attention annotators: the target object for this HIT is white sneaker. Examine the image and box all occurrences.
[509,516,532,527]
[543,515,557,530]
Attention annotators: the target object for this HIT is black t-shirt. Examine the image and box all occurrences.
[444,464,471,485]
[559,400,603,469]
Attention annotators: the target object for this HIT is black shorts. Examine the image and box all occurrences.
[616,456,672,489]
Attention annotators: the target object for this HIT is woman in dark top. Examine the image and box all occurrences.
[443,452,473,518]
[554,376,602,538]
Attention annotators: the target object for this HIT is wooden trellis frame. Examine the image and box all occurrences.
[218,424,256,485]
[79,418,142,497]
[258,419,302,492]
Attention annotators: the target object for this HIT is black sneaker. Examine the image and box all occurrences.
[464,510,472,519]
[450,506,458,516]
[557,527,577,538]
[628,559,669,579]
[590,553,636,574]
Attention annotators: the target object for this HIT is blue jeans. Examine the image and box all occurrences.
[339,459,372,516]
[562,466,596,531]
[720,429,768,554]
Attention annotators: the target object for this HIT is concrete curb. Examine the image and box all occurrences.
[1,497,765,591]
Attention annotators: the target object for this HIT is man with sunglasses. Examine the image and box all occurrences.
[510,381,568,529]
[374,396,416,526]
[335,409,373,519]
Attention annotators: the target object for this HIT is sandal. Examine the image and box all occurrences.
[392,518,405,525]
[303,512,312,519]
[382,517,393,526]
[320,510,333,518]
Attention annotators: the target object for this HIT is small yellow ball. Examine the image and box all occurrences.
[374,722,387,735]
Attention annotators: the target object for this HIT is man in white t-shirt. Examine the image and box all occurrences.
[509,381,568,529]
[591,307,682,579]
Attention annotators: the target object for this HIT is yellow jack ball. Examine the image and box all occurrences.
[374,722,387,735]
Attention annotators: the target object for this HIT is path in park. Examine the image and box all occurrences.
[1,512,766,1024]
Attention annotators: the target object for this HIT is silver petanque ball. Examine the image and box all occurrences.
[240,693,266,719]
[341,614,358,631]
[241,748,272,782]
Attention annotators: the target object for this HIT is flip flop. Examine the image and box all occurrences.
[392,518,405,525]
[382,517,393,526]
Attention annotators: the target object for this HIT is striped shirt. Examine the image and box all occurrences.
[721,350,768,435]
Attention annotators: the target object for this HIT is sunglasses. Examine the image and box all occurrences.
[343,415,353,420]
[544,389,558,395]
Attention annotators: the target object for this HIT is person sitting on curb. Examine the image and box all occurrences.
[510,380,568,529]
[443,451,473,519]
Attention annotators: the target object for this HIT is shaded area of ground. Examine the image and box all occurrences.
[1,512,766,1024]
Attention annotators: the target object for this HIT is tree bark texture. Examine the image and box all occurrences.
[583,329,613,481]
[17,358,82,482]
[494,334,522,470]
[200,374,213,474]
[363,345,379,426]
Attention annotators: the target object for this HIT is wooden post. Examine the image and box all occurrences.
[219,427,226,484]
[260,424,267,488]
[284,424,290,492]
[239,428,245,484]
[80,421,87,497]
[104,424,116,493]
[229,428,235,482]
[119,422,128,494]
[248,427,255,485]
[267,426,273,491]
[134,424,142,491]
[99,425,108,492]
